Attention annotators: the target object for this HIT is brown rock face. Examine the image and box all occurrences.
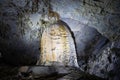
[40,21,79,67]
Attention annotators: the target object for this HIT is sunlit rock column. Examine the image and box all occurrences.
[40,21,79,67]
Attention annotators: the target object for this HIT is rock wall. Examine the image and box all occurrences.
[40,21,79,67]
[0,0,120,79]
[51,0,120,41]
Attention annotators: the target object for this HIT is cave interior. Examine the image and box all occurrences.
[0,0,120,80]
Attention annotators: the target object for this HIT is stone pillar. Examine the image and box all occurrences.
[40,21,79,67]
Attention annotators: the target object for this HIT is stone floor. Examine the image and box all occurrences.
[0,66,106,80]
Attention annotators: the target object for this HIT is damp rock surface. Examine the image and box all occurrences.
[0,0,120,79]
[51,0,120,41]
[40,21,79,67]
[0,66,106,80]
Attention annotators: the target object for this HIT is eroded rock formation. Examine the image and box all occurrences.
[0,0,120,79]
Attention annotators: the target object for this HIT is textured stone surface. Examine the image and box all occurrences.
[0,0,120,79]
[51,0,120,41]
[0,66,105,80]
[40,21,79,67]
[83,41,120,79]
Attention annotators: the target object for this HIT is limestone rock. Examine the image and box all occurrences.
[40,21,79,67]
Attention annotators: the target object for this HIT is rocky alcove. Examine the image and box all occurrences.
[0,0,120,80]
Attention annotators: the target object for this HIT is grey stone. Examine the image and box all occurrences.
[0,0,120,79]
